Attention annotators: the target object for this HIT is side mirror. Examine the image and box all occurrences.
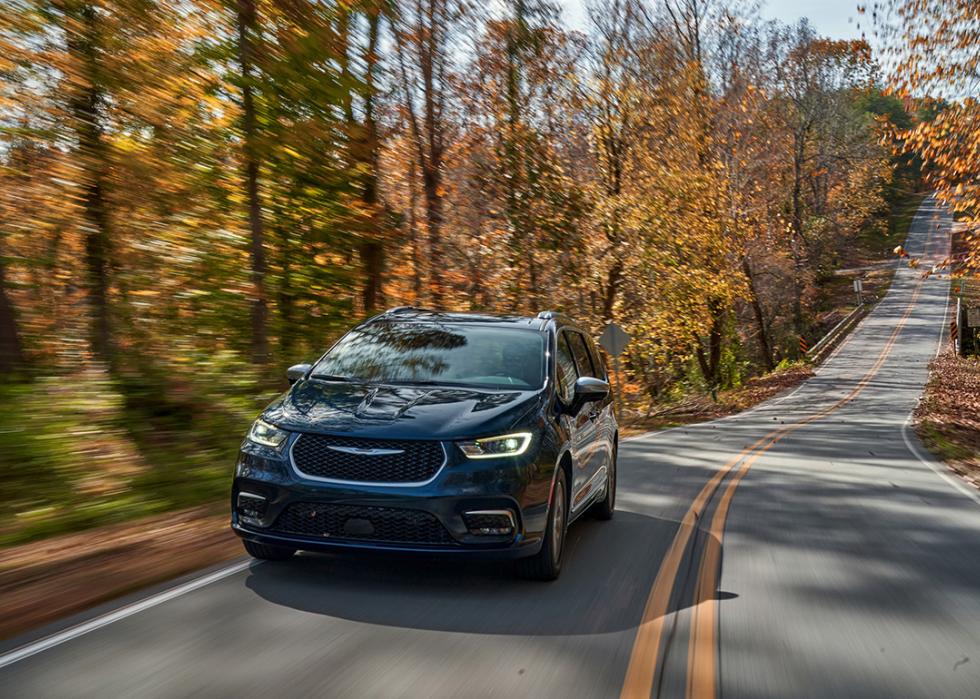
[569,376,610,415]
[286,363,312,385]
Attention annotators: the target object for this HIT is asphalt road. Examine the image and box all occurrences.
[2,197,978,698]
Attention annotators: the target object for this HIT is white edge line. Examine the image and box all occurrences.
[899,214,978,505]
[901,411,980,506]
[0,559,255,670]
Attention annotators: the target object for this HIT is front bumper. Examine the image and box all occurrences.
[230,432,556,559]
[232,522,542,559]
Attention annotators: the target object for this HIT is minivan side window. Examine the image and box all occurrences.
[567,331,596,378]
[555,332,578,402]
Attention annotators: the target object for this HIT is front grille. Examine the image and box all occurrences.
[271,502,455,545]
[291,434,445,483]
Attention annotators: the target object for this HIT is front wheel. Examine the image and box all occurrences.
[591,445,617,521]
[517,470,568,581]
[243,539,296,561]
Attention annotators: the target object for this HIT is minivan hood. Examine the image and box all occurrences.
[262,379,544,440]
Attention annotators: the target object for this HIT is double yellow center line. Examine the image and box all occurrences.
[620,278,926,699]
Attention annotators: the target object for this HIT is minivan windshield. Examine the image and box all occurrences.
[311,322,547,390]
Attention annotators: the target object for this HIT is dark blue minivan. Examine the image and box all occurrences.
[231,307,617,580]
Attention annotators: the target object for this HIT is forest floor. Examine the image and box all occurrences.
[915,353,980,490]
[619,362,815,436]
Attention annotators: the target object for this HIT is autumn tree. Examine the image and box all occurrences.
[582,0,644,324]
[230,0,271,363]
[460,1,587,311]
[59,1,114,362]
[338,0,393,314]
[392,0,467,305]
[765,23,877,336]
[0,0,906,419]
[872,0,980,267]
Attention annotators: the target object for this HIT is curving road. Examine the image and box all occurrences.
[2,197,978,698]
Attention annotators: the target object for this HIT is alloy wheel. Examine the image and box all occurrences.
[552,480,566,566]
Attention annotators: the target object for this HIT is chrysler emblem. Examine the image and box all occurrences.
[326,445,404,456]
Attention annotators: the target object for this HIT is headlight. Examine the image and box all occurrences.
[457,432,532,459]
[248,418,289,449]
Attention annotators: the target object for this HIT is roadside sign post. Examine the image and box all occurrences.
[599,323,631,420]
[968,306,980,328]
[967,306,980,357]
[954,280,979,357]
[853,278,864,307]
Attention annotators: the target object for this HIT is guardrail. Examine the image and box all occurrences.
[806,303,870,364]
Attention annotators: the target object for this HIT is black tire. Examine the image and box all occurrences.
[243,539,296,561]
[517,469,568,581]
[591,445,617,521]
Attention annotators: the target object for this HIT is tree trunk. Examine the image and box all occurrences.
[358,10,384,313]
[0,244,25,373]
[276,204,294,358]
[421,165,445,306]
[408,157,424,302]
[359,240,384,312]
[65,2,112,363]
[236,0,270,364]
[394,0,447,306]
[694,300,725,390]
[528,250,540,311]
[469,246,484,309]
[601,259,624,323]
[791,132,807,336]
[504,3,526,302]
[742,256,775,371]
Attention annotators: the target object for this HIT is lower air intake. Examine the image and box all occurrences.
[271,503,455,545]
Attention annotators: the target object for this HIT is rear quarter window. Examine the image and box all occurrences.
[555,332,578,401]
[587,337,608,380]
[566,331,597,378]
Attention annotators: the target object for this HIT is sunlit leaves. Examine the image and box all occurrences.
[872,0,980,268]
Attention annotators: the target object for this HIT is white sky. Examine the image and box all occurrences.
[560,0,867,39]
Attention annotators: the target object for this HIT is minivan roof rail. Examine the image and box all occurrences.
[383,306,440,315]
[536,310,559,320]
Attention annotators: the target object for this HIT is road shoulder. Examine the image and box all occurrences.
[0,506,240,641]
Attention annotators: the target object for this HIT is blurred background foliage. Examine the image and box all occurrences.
[0,0,965,543]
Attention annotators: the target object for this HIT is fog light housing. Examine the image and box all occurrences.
[236,492,268,519]
[463,510,516,536]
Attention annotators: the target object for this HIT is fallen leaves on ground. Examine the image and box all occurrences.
[621,363,814,436]
[915,352,980,490]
